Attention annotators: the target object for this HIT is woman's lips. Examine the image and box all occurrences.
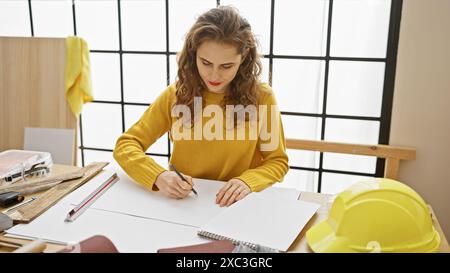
[208,81,222,86]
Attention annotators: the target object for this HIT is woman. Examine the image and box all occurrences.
[113,6,288,207]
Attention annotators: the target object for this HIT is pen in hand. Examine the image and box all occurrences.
[169,164,198,196]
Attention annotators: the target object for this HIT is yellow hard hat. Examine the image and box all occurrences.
[306,178,440,253]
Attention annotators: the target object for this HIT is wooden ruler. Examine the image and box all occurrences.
[7,162,108,223]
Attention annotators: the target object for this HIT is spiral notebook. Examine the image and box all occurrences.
[197,192,321,252]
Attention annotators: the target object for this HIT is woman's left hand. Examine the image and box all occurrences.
[216,179,251,207]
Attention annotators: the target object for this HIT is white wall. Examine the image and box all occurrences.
[391,0,450,240]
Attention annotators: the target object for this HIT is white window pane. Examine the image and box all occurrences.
[274,0,328,56]
[82,103,122,150]
[287,150,320,169]
[282,115,322,140]
[169,0,216,52]
[272,59,325,113]
[123,54,167,103]
[153,155,169,170]
[83,150,122,171]
[323,153,376,174]
[121,0,165,51]
[260,57,269,84]
[170,54,178,84]
[325,118,379,144]
[331,0,392,58]
[32,0,73,37]
[0,0,30,37]
[321,172,373,195]
[150,134,169,155]
[221,0,271,55]
[124,105,168,155]
[75,0,119,50]
[327,61,385,117]
[90,53,121,102]
[275,169,318,192]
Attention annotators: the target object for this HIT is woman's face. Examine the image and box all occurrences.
[196,40,243,94]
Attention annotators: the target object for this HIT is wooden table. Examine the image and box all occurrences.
[1,167,449,253]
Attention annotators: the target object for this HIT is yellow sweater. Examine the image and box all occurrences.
[113,83,289,192]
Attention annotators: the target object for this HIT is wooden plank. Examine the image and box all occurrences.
[5,162,108,223]
[286,138,416,160]
[0,37,76,160]
[384,157,400,179]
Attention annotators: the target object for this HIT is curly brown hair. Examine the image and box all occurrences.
[175,6,263,127]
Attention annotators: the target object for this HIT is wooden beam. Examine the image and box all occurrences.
[286,139,416,160]
[0,37,76,152]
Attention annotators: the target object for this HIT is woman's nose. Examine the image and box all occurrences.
[209,67,221,80]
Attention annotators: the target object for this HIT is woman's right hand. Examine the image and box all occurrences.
[154,171,194,199]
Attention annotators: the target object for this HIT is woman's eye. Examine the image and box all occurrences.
[222,66,232,69]
[202,62,211,66]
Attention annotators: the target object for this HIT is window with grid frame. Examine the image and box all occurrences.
[0,0,402,195]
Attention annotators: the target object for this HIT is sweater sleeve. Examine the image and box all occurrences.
[113,85,174,191]
[234,87,289,192]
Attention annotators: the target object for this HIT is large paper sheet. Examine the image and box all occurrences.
[60,170,228,227]
[60,170,301,227]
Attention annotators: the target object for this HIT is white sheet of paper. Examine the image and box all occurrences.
[6,201,209,253]
[198,192,321,252]
[259,186,300,200]
[60,170,228,227]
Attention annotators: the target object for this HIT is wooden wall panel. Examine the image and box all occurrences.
[0,37,77,163]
